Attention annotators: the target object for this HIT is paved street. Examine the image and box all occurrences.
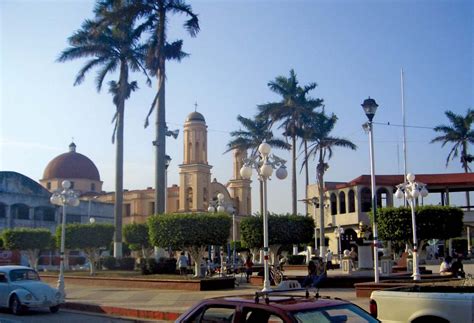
[0,308,146,323]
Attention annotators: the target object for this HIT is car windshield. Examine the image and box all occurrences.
[293,304,378,323]
[9,269,40,282]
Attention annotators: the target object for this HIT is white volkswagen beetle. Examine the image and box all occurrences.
[0,266,62,315]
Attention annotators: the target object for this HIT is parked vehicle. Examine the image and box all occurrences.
[177,284,379,322]
[0,266,62,315]
[370,285,474,323]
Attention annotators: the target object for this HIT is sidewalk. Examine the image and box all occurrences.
[62,269,369,322]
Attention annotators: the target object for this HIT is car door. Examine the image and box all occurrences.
[0,272,11,307]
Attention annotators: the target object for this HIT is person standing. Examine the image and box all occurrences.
[349,247,358,270]
[325,250,333,270]
[244,255,254,283]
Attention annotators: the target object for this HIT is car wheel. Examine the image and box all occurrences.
[50,305,60,313]
[10,295,23,315]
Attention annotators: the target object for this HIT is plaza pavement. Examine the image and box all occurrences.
[61,263,474,322]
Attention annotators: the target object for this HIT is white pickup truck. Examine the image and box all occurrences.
[370,285,474,323]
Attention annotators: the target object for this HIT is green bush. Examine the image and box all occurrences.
[141,257,177,275]
[117,257,135,270]
[102,256,117,270]
[287,255,305,265]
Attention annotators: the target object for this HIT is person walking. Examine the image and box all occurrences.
[325,250,333,270]
[178,252,188,276]
[349,247,358,270]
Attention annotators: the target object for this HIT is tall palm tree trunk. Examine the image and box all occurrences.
[463,143,471,211]
[154,5,166,215]
[304,139,309,215]
[292,135,297,215]
[317,150,326,258]
[114,63,127,259]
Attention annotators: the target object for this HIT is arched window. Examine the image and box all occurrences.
[348,190,355,213]
[0,203,6,218]
[330,193,337,215]
[196,142,200,162]
[360,187,372,212]
[187,143,192,162]
[11,204,29,220]
[187,187,193,209]
[339,192,346,214]
[203,188,208,203]
[34,207,55,222]
[377,187,390,208]
[91,183,96,192]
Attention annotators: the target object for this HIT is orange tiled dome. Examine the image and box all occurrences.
[42,143,100,181]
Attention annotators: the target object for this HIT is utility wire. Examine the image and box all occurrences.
[373,121,434,130]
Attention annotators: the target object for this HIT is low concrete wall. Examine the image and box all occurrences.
[41,274,235,291]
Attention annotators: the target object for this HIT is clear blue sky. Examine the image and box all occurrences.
[1,0,472,214]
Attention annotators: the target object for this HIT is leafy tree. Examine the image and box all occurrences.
[258,69,323,215]
[102,0,200,214]
[240,214,314,264]
[304,111,356,256]
[56,224,115,275]
[2,228,53,270]
[431,109,474,208]
[225,115,290,215]
[123,223,151,259]
[374,206,464,255]
[148,213,231,276]
[58,1,150,257]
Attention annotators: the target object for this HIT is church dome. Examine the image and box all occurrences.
[186,111,205,122]
[42,143,100,181]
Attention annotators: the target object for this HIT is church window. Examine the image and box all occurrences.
[187,187,193,209]
[11,204,29,220]
[91,183,96,191]
[70,181,75,189]
[47,182,51,189]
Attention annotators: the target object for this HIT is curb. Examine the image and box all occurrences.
[63,302,181,321]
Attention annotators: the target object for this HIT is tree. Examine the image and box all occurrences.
[148,213,231,276]
[258,69,323,215]
[58,1,149,258]
[56,223,115,275]
[104,0,199,214]
[431,109,474,209]
[225,115,290,215]
[240,214,314,264]
[374,206,464,256]
[2,228,53,270]
[123,223,151,259]
[304,111,357,257]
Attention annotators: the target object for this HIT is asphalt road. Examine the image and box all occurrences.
[0,308,150,323]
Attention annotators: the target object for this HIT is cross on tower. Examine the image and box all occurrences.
[194,102,198,112]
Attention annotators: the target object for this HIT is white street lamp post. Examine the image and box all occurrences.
[395,173,428,281]
[361,97,380,283]
[240,142,287,292]
[208,193,235,271]
[50,180,80,302]
[334,226,345,262]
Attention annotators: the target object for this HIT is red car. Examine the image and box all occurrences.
[176,288,379,323]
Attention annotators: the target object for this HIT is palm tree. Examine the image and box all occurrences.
[225,115,290,215]
[304,111,357,257]
[431,109,474,209]
[258,69,323,215]
[58,1,149,258]
[101,0,200,214]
